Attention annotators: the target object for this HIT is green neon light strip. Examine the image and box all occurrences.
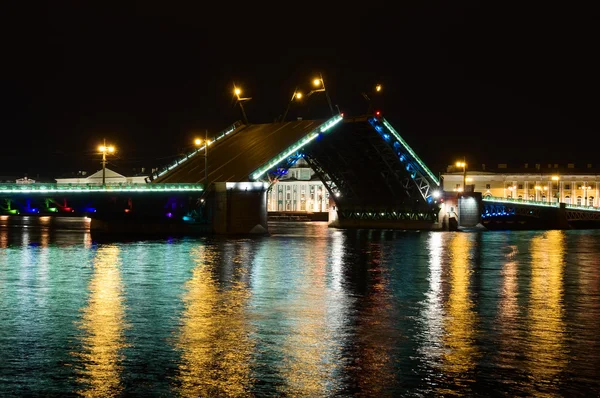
[381,119,440,185]
[0,183,203,194]
[483,196,556,208]
[156,122,242,178]
[250,115,343,180]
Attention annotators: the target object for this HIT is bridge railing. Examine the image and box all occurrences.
[152,120,244,181]
[0,183,203,193]
[565,203,600,212]
[483,196,559,207]
[483,196,600,212]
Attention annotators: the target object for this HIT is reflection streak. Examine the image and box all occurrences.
[175,244,253,396]
[420,232,445,366]
[440,233,477,387]
[496,244,520,370]
[527,231,566,394]
[75,245,127,397]
[279,235,340,396]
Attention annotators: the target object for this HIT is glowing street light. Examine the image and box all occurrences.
[281,87,304,122]
[98,139,115,186]
[233,84,252,125]
[362,83,383,114]
[306,73,334,116]
[194,131,209,183]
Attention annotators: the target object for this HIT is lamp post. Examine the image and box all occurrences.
[455,159,467,192]
[194,130,209,184]
[234,85,252,125]
[361,83,382,114]
[98,139,115,186]
[282,87,303,122]
[307,73,334,116]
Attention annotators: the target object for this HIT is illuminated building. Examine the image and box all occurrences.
[55,168,148,185]
[442,163,600,207]
[266,158,330,213]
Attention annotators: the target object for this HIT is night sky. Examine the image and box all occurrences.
[3,3,599,179]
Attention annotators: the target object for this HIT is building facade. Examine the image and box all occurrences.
[55,168,147,185]
[266,158,329,213]
[442,163,599,207]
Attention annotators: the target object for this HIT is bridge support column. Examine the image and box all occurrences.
[457,192,484,230]
[208,182,268,234]
[556,202,571,229]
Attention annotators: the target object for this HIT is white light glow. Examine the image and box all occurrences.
[225,182,269,191]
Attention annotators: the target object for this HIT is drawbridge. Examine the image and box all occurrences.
[152,113,442,225]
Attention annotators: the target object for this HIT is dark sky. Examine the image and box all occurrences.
[2,3,599,178]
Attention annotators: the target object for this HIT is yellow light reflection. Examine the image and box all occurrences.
[440,233,478,384]
[0,228,7,249]
[499,245,519,331]
[40,229,49,248]
[75,246,127,397]
[526,231,566,392]
[278,234,335,396]
[175,245,253,396]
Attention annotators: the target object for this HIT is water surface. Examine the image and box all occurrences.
[1,221,599,396]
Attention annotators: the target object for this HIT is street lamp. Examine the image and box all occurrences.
[98,139,115,186]
[233,85,252,125]
[455,159,467,192]
[362,83,383,114]
[194,130,209,184]
[306,73,334,116]
[281,87,303,122]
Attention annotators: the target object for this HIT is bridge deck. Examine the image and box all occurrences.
[154,119,326,183]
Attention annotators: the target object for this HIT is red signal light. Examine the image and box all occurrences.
[340,112,344,117]
[375,111,381,116]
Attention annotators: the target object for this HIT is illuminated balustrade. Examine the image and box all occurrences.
[0,183,203,194]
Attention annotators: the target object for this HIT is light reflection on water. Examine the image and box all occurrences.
[74,245,127,397]
[174,242,254,396]
[439,233,479,393]
[1,221,600,396]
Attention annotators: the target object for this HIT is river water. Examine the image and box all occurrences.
[0,219,599,397]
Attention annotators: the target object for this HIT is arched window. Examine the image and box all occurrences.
[542,195,546,202]
[565,196,571,205]
[529,194,534,201]
[518,195,523,200]
[589,196,594,206]
[485,194,492,199]
[577,196,582,206]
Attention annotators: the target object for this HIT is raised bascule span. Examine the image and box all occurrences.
[153,113,444,231]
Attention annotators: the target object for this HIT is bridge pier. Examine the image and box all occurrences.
[207,182,269,234]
